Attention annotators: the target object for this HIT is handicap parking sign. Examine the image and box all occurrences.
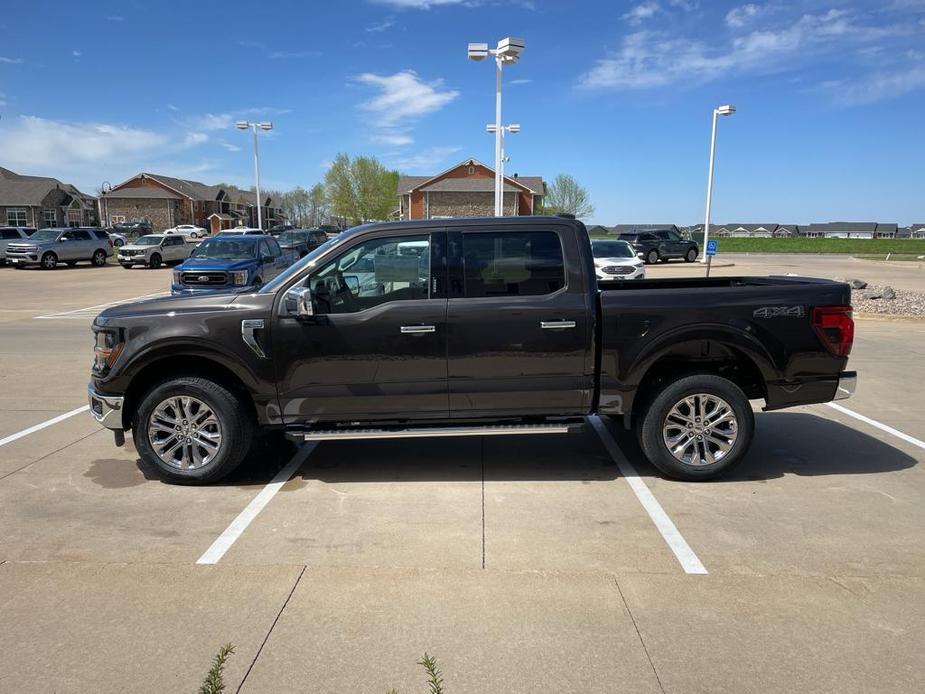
[706,239,718,256]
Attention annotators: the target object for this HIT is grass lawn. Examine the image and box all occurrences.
[856,254,925,262]
[702,238,925,254]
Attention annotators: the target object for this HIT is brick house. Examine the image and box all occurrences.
[0,167,98,228]
[98,172,283,232]
[397,159,544,220]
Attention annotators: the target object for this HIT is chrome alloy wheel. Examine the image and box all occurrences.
[662,393,738,467]
[147,396,222,470]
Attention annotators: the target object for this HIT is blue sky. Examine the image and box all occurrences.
[0,0,923,224]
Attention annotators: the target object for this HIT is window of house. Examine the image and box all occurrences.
[307,234,431,314]
[463,231,564,298]
[66,209,81,226]
[7,209,27,226]
[43,209,57,227]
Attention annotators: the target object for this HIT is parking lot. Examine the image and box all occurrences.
[2,257,924,693]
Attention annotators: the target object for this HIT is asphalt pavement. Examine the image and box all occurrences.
[1,256,923,693]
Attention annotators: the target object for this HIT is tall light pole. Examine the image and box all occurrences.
[702,104,735,273]
[235,120,273,229]
[468,37,524,216]
[486,123,520,212]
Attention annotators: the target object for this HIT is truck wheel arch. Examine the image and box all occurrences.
[121,354,255,431]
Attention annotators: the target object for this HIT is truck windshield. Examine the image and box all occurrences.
[592,240,635,258]
[191,238,258,260]
[30,229,61,242]
[134,235,163,246]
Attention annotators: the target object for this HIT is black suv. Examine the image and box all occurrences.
[114,221,153,238]
[618,230,699,264]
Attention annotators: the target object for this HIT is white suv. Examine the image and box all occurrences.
[118,234,192,269]
[164,224,207,240]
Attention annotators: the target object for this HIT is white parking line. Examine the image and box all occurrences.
[0,405,91,448]
[34,292,167,320]
[588,416,708,575]
[196,442,318,565]
[825,402,925,452]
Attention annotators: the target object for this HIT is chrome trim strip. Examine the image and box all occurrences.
[540,320,577,329]
[834,372,857,401]
[87,385,125,430]
[241,319,267,359]
[400,325,436,334]
[303,423,577,441]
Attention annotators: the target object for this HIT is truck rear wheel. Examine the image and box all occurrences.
[134,376,254,484]
[638,374,754,481]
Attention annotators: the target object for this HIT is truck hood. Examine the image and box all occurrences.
[176,257,257,272]
[595,257,644,267]
[94,291,242,324]
[119,244,155,252]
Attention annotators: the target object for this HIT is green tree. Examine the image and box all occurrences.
[324,153,399,225]
[308,182,328,226]
[542,174,594,219]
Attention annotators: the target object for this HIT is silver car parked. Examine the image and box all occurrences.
[0,226,37,264]
[5,227,113,269]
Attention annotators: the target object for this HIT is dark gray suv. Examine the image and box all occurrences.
[618,230,699,264]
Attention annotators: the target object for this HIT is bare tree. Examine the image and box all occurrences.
[542,174,594,219]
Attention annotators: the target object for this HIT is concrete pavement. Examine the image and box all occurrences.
[1,259,924,693]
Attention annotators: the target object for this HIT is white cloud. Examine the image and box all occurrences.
[579,9,888,89]
[188,113,234,130]
[509,78,533,85]
[373,132,415,146]
[371,0,467,7]
[166,104,180,112]
[366,19,396,32]
[389,146,463,171]
[105,15,124,21]
[268,51,322,59]
[356,70,459,127]
[184,132,209,146]
[0,56,24,64]
[0,116,168,171]
[220,142,241,152]
[825,56,925,105]
[623,1,661,24]
[0,92,6,107]
[725,3,765,29]
[72,50,82,58]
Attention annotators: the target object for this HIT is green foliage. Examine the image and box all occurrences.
[324,152,399,225]
[542,174,594,219]
[199,643,235,694]
[418,653,444,694]
[694,238,925,254]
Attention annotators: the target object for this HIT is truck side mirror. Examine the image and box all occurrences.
[284,286,315,318]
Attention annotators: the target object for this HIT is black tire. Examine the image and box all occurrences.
[92,249,107,267]
[114,239,124,247]
[685,248,697,262]
[638,374,754,481]
[134,376,255,484]
[149,253,162,269]
[41,252,57,270]
[645,249,659,265]
[190,231,198,239]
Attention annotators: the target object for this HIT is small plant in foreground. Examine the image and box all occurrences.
[199,643,235,694]
[386,652,445,694]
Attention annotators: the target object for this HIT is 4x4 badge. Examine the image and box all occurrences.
[753,306,805,319]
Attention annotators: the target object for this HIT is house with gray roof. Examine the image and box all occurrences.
[397,159,544,220]
[803,222,882,239]
[98,172,283,233]
[0,167,97,228]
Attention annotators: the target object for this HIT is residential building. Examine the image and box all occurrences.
[397,159,544,220]
[911,224,925,239]
[0,167,98,228]
[98,172,283,232]
[717,223,779,238]
[803,222,886,239]
[774,224,801,237]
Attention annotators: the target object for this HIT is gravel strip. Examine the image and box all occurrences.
[850,284,925,318]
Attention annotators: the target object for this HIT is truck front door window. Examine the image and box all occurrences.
[307,234,431,314]
[462,231,564,297]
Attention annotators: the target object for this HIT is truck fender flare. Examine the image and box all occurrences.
[121,339,262,393]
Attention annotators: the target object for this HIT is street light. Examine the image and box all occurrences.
[486,123,521,210]
[468,36,525,216]
[235,120,273,230]
[702,104,736,273]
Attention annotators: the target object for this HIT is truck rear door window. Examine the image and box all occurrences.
[462,231,564,297]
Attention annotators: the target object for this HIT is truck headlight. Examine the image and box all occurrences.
[172,270,182,284]
[232,270,249,285]
[93,328,124,374]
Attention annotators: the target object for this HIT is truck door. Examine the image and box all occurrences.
[445,226,594,418]
[272,230,449,422]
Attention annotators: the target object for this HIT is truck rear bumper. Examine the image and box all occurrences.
[834,371,857,401]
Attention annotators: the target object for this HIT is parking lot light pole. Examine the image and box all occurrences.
[486,123,520,208]
[702,104,735,271]
[235,120,273,230]
[468,37,525,216]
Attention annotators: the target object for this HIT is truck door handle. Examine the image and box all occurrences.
[401,325,436,334]
[540,320,576,330]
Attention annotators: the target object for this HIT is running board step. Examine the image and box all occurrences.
[301,422,581,441]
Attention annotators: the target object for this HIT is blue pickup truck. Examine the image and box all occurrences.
[171,234,297,294]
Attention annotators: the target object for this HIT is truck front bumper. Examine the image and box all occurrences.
[834,371,857,401]
[88,384,124,430]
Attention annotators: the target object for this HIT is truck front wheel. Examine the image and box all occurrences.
[638,374,754,481]
[134,376,254,484]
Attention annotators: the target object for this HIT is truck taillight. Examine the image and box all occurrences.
[812,305,853,357]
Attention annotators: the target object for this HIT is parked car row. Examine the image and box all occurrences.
[5,227,114,269]
[171,233,298,293]
[616,229,700,264]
